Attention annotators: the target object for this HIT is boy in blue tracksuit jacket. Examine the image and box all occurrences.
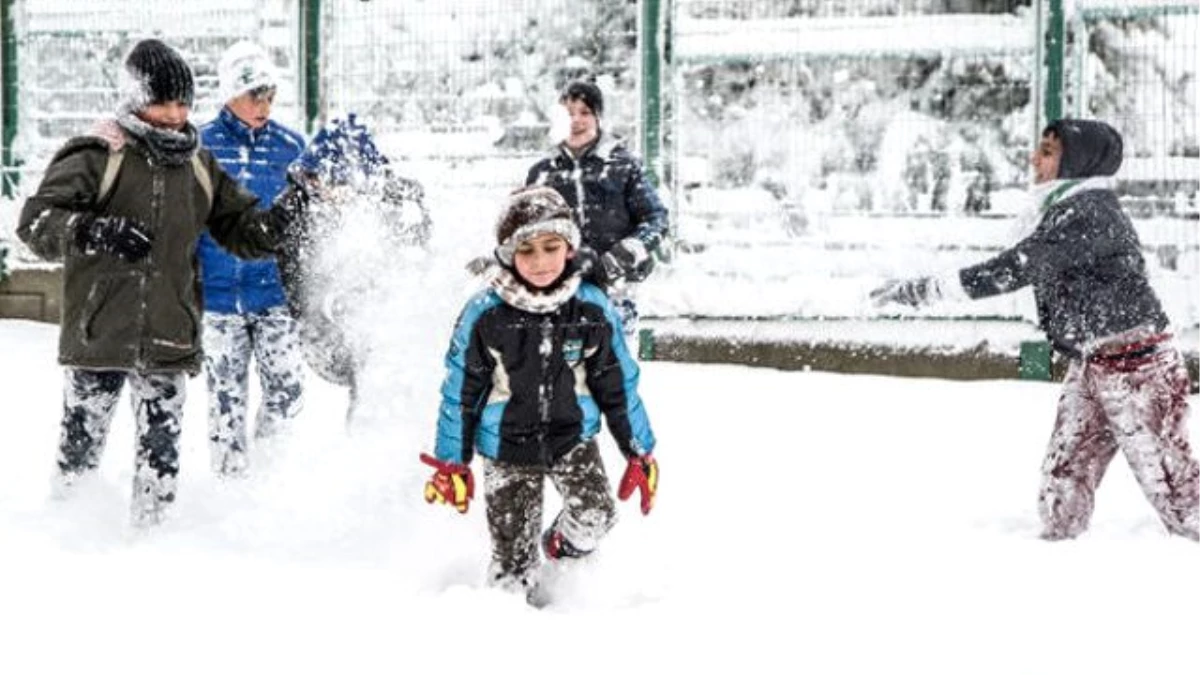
[419,186,660,601]
[198,42,307,477]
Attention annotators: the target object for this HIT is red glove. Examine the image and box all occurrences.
[419,453,474,514]
[617,454,658,515]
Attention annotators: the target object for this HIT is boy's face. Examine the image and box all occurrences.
[138,101,190,131]
[563,98,599,150]
[1031,132,1062,184]
[227,86,276,130]
[513,232,573,289]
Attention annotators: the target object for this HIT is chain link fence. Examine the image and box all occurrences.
[0,0,1195,330]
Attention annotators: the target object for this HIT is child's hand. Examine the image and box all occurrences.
[75,215,153,262]
[419,453,474,514]
[869,276,941,308]
[617,454,658,515]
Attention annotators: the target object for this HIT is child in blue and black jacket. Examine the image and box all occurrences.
[420,186,659,598]
[872,119,1198,541]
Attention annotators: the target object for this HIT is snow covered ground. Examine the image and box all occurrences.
[1,317,1196,675]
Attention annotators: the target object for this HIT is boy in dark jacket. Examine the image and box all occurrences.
[420,186,659,600]
[17,39,289,527]
[872,119,1198,541]
[199,41,308,477]
[525,80,668,334]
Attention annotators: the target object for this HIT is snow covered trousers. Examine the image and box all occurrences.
[57,368,186,523]
[482,440,618,590]
[1038,339,1199,541]
[202,307,304,475]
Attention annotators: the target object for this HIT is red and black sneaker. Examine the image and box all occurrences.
[541,527,590,561]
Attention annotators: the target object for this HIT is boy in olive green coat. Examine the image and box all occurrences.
[18,39,291,527]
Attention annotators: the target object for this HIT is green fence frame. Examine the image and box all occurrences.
[1,0,18,198]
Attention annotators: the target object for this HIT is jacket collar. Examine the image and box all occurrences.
[218,106,271,145]
[555,130,621,163]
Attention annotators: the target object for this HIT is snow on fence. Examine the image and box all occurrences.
[673,13,1035,62]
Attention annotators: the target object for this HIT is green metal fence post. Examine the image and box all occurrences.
[302,0,321,134]
[638,328,655,361]
[640,0,662,187]
[1018,340,1052,381]
[1043,0,1064,123]
[1,0,19,197]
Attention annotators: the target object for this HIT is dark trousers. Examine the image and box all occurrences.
[483,439,618,589]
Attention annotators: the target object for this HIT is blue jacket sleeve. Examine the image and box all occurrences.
[434,293,497,464]
[580,285,655,458]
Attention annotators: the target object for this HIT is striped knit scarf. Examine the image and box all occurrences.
[489,267,581,314]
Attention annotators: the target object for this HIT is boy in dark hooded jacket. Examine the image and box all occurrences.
[872,119,1198,541]
[525,81,668,334]
[420,186,658,602]
[17,39,290,527]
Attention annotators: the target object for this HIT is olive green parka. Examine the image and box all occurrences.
[18,124,281,373]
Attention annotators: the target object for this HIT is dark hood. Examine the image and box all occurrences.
[1043,119,1123,179]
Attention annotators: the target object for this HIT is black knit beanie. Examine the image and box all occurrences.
[124,39,195,109]
[560,80,603,117]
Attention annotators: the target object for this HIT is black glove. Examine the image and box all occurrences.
[278,174,314,215]
[465,255,496,276]
[869,276,941,308]
[573,245,610,287]
[601,237,654,283]
[74,215,153,262]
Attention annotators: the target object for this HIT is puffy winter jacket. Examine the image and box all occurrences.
[958,119,1168,356]
[525,132,668,259]
[197,107,306,314]
[17,125,279,373]
[434,282,655,467]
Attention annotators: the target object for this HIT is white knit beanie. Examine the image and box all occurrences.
[217,41,278,103]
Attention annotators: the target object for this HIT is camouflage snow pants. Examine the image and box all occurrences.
[57,368,187,525]
[1038,340,1199,541]
[482,440,618,590]
[202,307,305,476]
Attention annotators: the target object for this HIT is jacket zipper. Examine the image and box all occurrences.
[137,162,163,369]
[537,315,554,465]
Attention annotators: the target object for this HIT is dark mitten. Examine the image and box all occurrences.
[275,176,313,218]
[601,237,654,283]
[74,215,153,262]
[869,276,942,308]
[465,255,497,277]
[573,245,611,287]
